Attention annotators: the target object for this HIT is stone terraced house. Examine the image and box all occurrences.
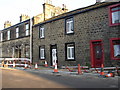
[0,1,120,68]
[32,2,120,68]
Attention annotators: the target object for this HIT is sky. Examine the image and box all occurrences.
[0,0,96,30]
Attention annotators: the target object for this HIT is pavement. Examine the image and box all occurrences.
[3,65,119,79]
[0,66,119,88]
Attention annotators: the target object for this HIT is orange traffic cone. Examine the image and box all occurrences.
[105,73,113,77]
[35,63,38,69]
[45,61,48,67]
[24,61,27,69]
[78,64,82,75]
[53,63,59,73]
[100,64,105,75]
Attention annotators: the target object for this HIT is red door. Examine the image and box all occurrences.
[90,40,104,68]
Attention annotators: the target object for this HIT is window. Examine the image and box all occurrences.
[16,27,19,38]
[25,45,30,58]
[65,43,75,60]
[39,46,45,60]
[39,27,45,38]
[25,24,29,36]
[7,30,10,40]
[0,47,2,57]
[110,38,120,60]
[109,4,120,26]
[65,17,74,34]
[0,33,3,41]
[12,47,15,58]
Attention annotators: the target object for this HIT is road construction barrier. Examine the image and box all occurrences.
[0,58,31,68]
[116,67,120,76]
[65,66,89,73]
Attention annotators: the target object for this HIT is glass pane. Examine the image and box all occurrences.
[67,47,71,59]
[40,28,44,38]
[8,31,10,40]
[26,30,29,36]
[40,49,45,59]
[111,6,120,11]
[112,11,120,24]
[26,24,29,30]
[66,22,70,33]
[25,46,29,57]
[71,47,74,59]
[114,45,120,58]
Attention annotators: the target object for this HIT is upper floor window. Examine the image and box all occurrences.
[65,17,74,34]
[39,27,45,38]
[0,33,3,42]
[110,38,120,60]
[7,30,10,40]
[16,27,19,38]
[109,4,120,26]
[65,42,75,60]
[25,24,29,36]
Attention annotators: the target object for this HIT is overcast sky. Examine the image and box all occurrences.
[0,0,96,29]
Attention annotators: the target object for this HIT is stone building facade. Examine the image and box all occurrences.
[0,1,68,63]
[0,18,31,59]
[32,2,120,68]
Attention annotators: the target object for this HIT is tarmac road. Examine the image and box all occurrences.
[1,68,68,88]
[1,67,119,89]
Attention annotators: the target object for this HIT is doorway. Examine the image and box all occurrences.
[50,44,58,66]
[90,40,104,68]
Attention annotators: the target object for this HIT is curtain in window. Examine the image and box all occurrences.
[114,45,120,57]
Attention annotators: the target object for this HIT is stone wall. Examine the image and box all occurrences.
[32,2,120,67]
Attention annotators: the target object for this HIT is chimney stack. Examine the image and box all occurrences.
[62,4,68,12]
[4,21,12,28]
[20,14,30,22]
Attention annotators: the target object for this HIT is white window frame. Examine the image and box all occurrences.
[67,45,75,60]
[0,33,3,42]
[40,47,45,59]
[39,27,45,38]
[25,24,29,36]
[0,47,2,57]
[66,18,74,34]
[7,30,10,40]
[16,27,19,38]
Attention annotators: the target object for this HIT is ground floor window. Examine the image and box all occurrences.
[110,38,120,60]
[39,46,45,60]
[0,47,2,57]
[65,42,75,60]
[25,45,30,58]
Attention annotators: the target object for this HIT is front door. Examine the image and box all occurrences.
[50,45,58,66]
[90,40,104,68]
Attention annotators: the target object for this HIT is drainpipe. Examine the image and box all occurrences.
[30,18,33,63]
